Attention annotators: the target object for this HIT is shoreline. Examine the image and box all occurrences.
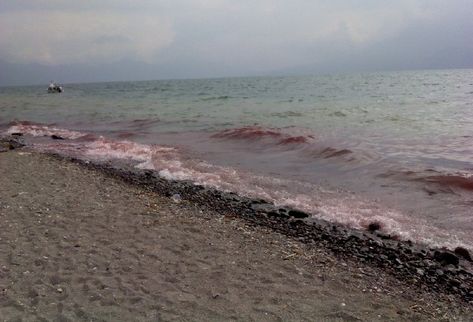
[53,152,473,301]
[1,135,473,320]
[3,135,472,300]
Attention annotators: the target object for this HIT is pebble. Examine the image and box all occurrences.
[171,194,182,203]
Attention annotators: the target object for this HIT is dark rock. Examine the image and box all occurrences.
[288,209,309,219]
[251,199,266,205]
[379,254,388,261]
[11,132,23,136]
[376,232,392,240]
[434,250,459,266]
[454,246,472,262]
[0,136,25,150]
[394,258,403,266]
[367,221,381,232]
[444,264,457,272]
[267,211,288,219]
[51,134,65,140]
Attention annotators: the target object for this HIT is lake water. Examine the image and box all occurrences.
[1,69,473,250]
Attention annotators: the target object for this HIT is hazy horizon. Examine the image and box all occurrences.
[1,0,472,86]
[2,66,473,88]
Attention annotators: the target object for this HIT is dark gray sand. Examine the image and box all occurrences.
[1,150,472,321]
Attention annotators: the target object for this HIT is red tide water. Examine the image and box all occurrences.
[211,125,316,147]
[4,122,473,251]
[320,147,353,158]
[277,136,311,145]
[422,175,473,191]
[212,126,282,140]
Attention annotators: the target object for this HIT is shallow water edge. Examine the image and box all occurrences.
[2,134,473,302]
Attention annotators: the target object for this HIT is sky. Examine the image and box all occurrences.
[0,0,472,86]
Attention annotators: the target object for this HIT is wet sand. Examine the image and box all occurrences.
[0,150,472,321]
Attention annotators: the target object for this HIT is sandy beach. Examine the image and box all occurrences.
[0,148,472,321]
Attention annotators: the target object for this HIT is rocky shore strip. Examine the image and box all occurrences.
[2,134,473,303]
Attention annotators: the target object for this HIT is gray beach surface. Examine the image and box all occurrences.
[0,150,472,321]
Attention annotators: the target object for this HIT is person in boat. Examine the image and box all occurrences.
[48,81,63,93]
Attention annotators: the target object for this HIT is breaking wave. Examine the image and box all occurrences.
[210,126,364,162]
[7,121,86,140]
[379,169,473,194]
[211,125,315,146]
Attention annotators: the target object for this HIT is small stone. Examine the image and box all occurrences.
[379,254,388,261]
[51,135,65,140]
[1,137,25,150]
[434,250,459,266]
[57,288,63,293]
[288,209,309,219]
[444,264,456,272]
[367,221,382,232]
[171,194,181,203]
[267,211,287,219]
[454,247,472,262]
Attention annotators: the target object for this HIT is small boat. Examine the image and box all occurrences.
[47,82,63,93]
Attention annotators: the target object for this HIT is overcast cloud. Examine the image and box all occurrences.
[0,0,472,85]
